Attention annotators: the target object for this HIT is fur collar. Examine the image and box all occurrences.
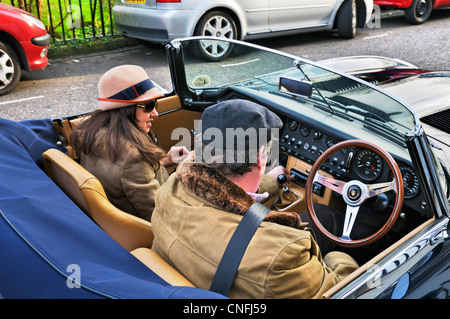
[176,160,303,229]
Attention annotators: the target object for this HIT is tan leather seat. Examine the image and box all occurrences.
[42,148,194,287]
[43,148,153,251]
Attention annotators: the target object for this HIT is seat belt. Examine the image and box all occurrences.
[209,202,270,296]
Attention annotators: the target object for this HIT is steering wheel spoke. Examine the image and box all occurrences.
[367,179,397,197]
[341,205,360,240]
[316,175,346,194]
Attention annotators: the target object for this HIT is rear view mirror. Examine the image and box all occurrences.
[279,77,312,98]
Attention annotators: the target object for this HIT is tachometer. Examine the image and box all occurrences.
[355,149,382,181]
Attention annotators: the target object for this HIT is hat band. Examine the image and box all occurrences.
[107,79,155,101]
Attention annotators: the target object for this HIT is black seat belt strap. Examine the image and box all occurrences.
[209,202,270,296]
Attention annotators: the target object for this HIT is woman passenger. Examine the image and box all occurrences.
[71,65,190,221]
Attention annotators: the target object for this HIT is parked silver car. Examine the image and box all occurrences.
[113,0,373,58]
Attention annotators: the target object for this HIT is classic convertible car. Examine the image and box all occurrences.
[1,37,449,300]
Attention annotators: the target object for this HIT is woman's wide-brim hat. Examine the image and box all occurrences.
[98,65,164,111]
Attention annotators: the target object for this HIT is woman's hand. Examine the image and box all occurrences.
[161,146,194,167]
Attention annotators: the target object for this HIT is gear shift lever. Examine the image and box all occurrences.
[277,174,291,194]
[277,174,288,186]
[272,174,301,211]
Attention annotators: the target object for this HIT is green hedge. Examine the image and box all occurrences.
[2,0,117,42]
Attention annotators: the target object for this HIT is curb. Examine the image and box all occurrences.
[48,37,140,59]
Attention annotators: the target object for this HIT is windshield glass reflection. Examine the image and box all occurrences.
[181,38,417,136]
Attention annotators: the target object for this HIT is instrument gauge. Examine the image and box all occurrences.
[300,124,310,137]
[288,120,298,131]
[326,137,336,148]
[355,149,383,181]
[399,165,420,198]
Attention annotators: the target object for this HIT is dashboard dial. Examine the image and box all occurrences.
[300,124,310,137]
[288,120,298,131]
[326,137,336,148]
[399,165,420,198]
[355,149,383,181]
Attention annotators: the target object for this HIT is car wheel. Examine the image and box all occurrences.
[336,0,357,39]
[193,11,237,61]
[0,41,21,96]
[405,0,432,24]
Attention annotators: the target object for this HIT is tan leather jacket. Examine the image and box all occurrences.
[151,160,358,299]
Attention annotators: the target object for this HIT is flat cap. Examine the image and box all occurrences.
[200,99,282,150]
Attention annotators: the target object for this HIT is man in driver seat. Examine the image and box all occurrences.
[151,99,358,298]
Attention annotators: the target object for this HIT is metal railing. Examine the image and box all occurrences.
[2,0,119,43]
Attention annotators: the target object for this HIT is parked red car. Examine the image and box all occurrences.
[374,0,450,24]
[0,3,50,96]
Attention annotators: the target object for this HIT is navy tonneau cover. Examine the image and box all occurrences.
[0,117,223,299]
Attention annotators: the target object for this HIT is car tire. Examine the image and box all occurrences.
[405,0,432,25]
[336,0,357,39]
[193,11,237,61]
[0,41,21,96]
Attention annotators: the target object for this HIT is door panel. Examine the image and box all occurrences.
[242,0,270,34]
[268,0,334,30]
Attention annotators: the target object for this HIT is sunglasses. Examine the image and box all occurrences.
[136,100,157,113]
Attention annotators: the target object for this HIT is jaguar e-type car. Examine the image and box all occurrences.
[0,37,449,300]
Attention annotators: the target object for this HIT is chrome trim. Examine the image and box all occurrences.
[332,217,449,299]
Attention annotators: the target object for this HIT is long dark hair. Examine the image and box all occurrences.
[71,106,165,169]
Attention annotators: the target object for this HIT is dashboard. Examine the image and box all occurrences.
[279,117,426,211]
[219,88,429,217]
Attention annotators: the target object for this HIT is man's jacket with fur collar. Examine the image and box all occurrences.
[151,160,358,298]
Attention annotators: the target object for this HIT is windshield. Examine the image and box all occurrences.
[178,38,418,137]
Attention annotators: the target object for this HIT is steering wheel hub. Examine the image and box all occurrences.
[343,181,368,207]
[348,185,361,200]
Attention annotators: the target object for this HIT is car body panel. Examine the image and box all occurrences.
[113,0,373,43]
[316,56,450,118]
[316,56,450,149]
[317,55,419,74]
[0,3,50,72]
[327,215,449,298]
[374,0,450,9]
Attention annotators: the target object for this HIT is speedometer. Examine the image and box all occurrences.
[399,165,420,198]
[355,149,382,181]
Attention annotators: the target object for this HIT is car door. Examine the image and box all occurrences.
[268,0,335,31]
[240,0,270,34]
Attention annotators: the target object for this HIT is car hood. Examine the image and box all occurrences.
[377,72,450,118]
[320,55,450,144]
[379,72,450,149]
[318,56,419,74]
[318,56,450,118]
[0,3,35,17]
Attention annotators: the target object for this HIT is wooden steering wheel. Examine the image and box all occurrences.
[305,140,404,247]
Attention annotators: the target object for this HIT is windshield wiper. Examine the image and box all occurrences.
[343,105,387,123]
[295,60,335,115]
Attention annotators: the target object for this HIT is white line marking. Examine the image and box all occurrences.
[363,33,389,40]
[0,96,44,105]
[221,59,260,67]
